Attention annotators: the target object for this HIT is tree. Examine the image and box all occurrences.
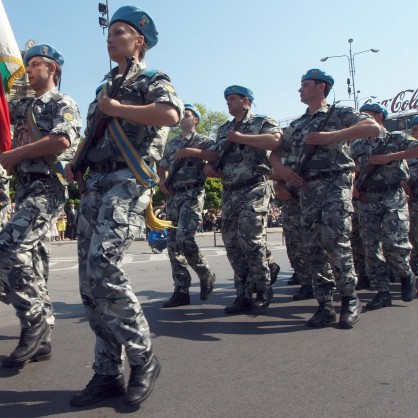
[204,177,222,209]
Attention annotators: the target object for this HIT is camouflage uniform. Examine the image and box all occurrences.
[159,133,215,294]
[217,112,282,299]
[351,129,417,292]
[407,157,418,275]
[78,63,183,375]
[0,90,81,329]
[281,105,369,303]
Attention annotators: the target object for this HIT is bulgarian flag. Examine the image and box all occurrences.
[0,0,24,152]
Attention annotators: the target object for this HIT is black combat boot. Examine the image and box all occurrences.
[269,262,281,286]
[365,291,392,310]
[162,291,190,308]
[125,355,161,405]
[70,373,126,406]
[2,340,51,368]
[306,302,336,327]
[287,273,300,286]
[339,295,362,328]
[293,284,314,301]
[224,296,253,314]
[355,276,371,290]
[200,273,216,301]
[254,286,273,310]
[400,275,417,302]
[2,315,49,367]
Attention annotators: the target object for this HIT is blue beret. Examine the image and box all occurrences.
[23,44,64,67]
[301,69,334,87]
[410,116,418,127]
[184,104,201,122]
[360,102,388,120]
[110,6,158,50]
[224,85,254,103]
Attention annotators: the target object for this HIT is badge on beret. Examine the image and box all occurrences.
[41,46,49,55]
[63,109,74,122]
[139,15,149,28]
[311,70,318,77]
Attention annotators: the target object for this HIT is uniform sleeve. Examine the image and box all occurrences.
[50,96,82,145]
[146,74,184,122]
[261,116,283,136]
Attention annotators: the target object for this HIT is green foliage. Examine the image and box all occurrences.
[204,177,223,209]
[194,103,229,138]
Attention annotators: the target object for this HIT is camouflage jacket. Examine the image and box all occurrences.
[9,87,81,175]
[282,104,369,176]
[159,132,215,187]
[86,62,184,164]
[351,128,418,189]
[215,111,281,186]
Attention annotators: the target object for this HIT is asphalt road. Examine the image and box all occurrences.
[0,229,417,418]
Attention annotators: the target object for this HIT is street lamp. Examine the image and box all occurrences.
[320,38,379,109]
[98,1,111,71]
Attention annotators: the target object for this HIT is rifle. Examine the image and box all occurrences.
[213,108,249,171]
[286,104,336,200]
[71,56,135,192]
[354,164,380,203]
[293,103,336,176]
[164,132,196,192]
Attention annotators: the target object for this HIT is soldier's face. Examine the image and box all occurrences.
[26,58,53,91]
[180,110,197,131]
[298,80,322,104]
[226,94,247,116]
[411,124,418,140]
[107,22,144,63]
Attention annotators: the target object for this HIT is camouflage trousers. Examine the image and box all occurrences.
[300,172,356,303]
[357,189,414,292]
[222,182,271,299]
[282,200,311,286]
[0,177,64,329]
[166,187,213,293]
[78,170,152,375]
[351,207,367,279]
[409,201,418,275]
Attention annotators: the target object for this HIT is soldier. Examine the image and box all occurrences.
[158,104,217,307]
[205,85,282,314]
[0,44,81,366]
[406,116,418,275]
[352,103,418,309]
[65,6,183,407]
[271,69,380,328]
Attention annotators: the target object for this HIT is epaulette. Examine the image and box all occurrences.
[254,114,267,118]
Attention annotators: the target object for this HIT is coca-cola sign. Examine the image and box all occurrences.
[363,88,418,114]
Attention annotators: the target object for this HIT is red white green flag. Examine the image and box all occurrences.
[0,0,24,152]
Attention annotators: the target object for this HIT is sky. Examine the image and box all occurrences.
[3,0,418,129]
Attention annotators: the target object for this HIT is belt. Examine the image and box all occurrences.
[89,161,128,173]
[363,183,401,193]
[223,176,266,192]
[18,173,52,184]
[173,182,203,192]
[303,170,351,183]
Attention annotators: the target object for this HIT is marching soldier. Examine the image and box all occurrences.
[65,6,183,407]
[352,103,418,309]
[205,85,282,314]
[0,44,81,366]
[271,69,380,328]
[158,104,217,307]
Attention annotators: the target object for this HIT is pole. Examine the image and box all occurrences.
[348,39,358,109]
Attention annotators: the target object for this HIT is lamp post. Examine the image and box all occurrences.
[98,1,112,71]
[320,38,379,109]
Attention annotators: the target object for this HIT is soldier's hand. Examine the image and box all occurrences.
[0,149,21,175]
[204,163,222,178]
[273,182,292,201]
[305,131,338,145]
[176,148,197,158]
[159,180,172,196]
[98,95,122,117]
[271,166,303,187]
[226,131,243,143]
[65,163,75,183]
